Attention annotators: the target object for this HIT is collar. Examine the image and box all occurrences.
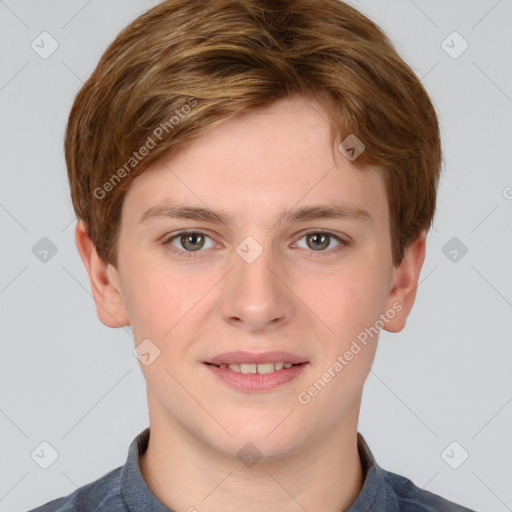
[120,428,388,511]
[121,428,170,511]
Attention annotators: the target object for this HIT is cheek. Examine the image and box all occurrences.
[121,261,224,353]
[119,262,189,343]
[296,267,388,410]
[311,261,390,343]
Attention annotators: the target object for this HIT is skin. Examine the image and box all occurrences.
[76,95,426,512]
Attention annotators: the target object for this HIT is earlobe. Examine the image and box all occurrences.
[383,230,427,333]
[75,221,130,328]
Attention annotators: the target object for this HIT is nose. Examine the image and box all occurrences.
[219,241,295,334]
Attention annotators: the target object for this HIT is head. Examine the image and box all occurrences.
[70,0,441,459]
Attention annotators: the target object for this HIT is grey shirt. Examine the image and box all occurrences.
[28,428,476,511]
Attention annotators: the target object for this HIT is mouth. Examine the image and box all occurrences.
[203,351,309,391]
[205,361,306,374]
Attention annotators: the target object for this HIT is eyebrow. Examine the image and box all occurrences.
[139,202,372,226]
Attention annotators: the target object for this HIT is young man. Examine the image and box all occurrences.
[30,0,475,510]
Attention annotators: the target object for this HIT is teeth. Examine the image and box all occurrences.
[240,363,257,374]
[256,363,275,374]
[222,362,297,374]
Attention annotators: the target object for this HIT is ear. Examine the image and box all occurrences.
[382,230,427,333]
[75,221,130,328]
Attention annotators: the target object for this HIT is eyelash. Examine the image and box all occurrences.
[161,230,351,258]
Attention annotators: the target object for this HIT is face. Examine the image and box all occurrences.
[86,95,424,460]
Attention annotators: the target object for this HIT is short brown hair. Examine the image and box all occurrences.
[65,0,441,267]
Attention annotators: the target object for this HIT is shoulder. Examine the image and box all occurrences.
[383,469,476,512]
[26,465,126,512]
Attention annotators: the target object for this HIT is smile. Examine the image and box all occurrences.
[208,362,301,374]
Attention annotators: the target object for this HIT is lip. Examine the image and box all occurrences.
[204,361,308,392]
[203,351,309,392]
[205,351,308,365]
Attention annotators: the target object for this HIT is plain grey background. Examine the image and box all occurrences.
[1,1,511,511]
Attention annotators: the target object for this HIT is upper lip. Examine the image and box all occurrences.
[205,351,308,365]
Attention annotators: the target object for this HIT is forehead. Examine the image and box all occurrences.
[122,96,388,228]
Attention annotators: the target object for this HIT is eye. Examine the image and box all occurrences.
[295,231,347,253]
[162,229,349,258]
[163,231,216,254]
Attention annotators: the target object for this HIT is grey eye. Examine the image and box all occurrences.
[167,232,215,252]
[180,233,204,251]
[296,232,341,251]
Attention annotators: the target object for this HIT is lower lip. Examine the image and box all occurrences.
[204,363,308,392]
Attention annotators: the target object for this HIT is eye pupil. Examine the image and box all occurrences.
[182,233,204,251]
[307,233,330,251]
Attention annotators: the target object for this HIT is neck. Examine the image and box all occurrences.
[139,403,365,512]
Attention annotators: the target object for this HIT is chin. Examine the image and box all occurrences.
[212,416,308,460]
